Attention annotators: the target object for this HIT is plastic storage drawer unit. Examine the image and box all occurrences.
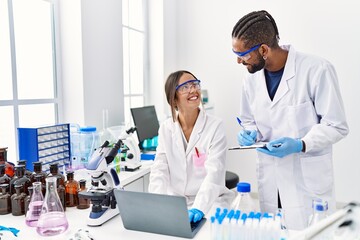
[18,123,71,172]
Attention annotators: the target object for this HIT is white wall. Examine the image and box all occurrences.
[59,0,124,129]
[58,0,360,203]
[161,0,360,203]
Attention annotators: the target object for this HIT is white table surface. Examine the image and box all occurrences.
[1,205,212,240]
[1,160,212,240]
[1,160,298,239]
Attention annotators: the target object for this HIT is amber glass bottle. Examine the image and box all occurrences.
[17,160,32,178]
[30,162,46,184]
[11,184,26,216]
[65,171,79,207]
[77,179,90,209]
[0,147,15,178]
[10,165,31,195]
[0,164,11,185]
[48,163,65,187]
[0,183,11,214]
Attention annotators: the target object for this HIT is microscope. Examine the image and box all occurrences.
[118,127,141,171]
[78,127,141,226]
[78,140,122,226]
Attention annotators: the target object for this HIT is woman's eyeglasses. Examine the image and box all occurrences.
[176,80,201,94]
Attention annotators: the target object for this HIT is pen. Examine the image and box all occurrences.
[195,147,200,158]
[236,117,246,131]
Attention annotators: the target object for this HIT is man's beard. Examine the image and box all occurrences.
[246,54,265,74]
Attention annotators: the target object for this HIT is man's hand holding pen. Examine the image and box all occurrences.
[236,117,257,146]
[237,130,257,146]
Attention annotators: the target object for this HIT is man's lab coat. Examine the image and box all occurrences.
[240,45,349,230]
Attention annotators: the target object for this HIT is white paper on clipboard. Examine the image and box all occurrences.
[228,143,267,150]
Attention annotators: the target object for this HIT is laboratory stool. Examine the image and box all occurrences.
[225,171,239,189]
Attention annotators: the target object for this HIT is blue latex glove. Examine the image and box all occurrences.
[257,137,302,158]
[237,129,257,146]
[188,208,204,223]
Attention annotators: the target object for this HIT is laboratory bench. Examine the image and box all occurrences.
[1,204,213,240]
[1,160,213,239]
[0,161,156,240]
[1,160,299,239]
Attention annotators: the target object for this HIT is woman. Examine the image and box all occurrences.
[149,70,233,222]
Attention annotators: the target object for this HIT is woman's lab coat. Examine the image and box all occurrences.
[239,45,349,230]
[149,108,234,214]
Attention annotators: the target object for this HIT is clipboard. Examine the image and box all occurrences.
[228,143,267,150]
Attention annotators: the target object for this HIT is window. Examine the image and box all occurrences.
[0,0,60,162]
[122,0,147,124]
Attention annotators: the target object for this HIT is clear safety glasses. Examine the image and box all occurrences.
[232,44,262,61]
[176,80,201,94]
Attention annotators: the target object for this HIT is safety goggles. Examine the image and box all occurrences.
[232,44,262,61]
[175,80,201,94]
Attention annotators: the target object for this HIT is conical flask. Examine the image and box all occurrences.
[36,177,69,236]
[25,182,44,227]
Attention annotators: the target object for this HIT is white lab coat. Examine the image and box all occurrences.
[239,45,349,230]
[149,108,234,214]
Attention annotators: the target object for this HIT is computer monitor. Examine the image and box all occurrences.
[130,105,160,150]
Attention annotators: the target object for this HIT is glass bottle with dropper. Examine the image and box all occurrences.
[11,184,26,216]
[65,171,79,207]
[0,164,11,185]
[77,179,90,209]
[36,176,69,236]
[25,182,44,227]
[0,183,11,215]
[17,159,32,178]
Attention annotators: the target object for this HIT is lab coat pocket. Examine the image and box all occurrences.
[300,154,333,194]
[192,149,207,176]
[288,101,318,137]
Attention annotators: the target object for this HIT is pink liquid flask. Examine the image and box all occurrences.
[36,177,68,236]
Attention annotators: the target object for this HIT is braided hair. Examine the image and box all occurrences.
[232,10,279,49]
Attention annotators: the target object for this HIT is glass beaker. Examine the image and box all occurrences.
[25,182,44,227]
[36,177,69,236]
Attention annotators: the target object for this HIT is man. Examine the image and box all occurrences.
[232,10,349,230]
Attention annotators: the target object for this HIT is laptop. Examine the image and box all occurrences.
[113,189,206,238]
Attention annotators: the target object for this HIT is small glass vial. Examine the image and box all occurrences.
[26,182,44,227]
[11,184,26,216]
[77,179,90,209]
[0,183,11,215]
[65,171,79,207]
[36,177,69,236]
[0,164,11,185]
[24,186,34,215]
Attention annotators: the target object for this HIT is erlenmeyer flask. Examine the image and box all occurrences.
[25,182,44,227]
[36,177,69,236]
